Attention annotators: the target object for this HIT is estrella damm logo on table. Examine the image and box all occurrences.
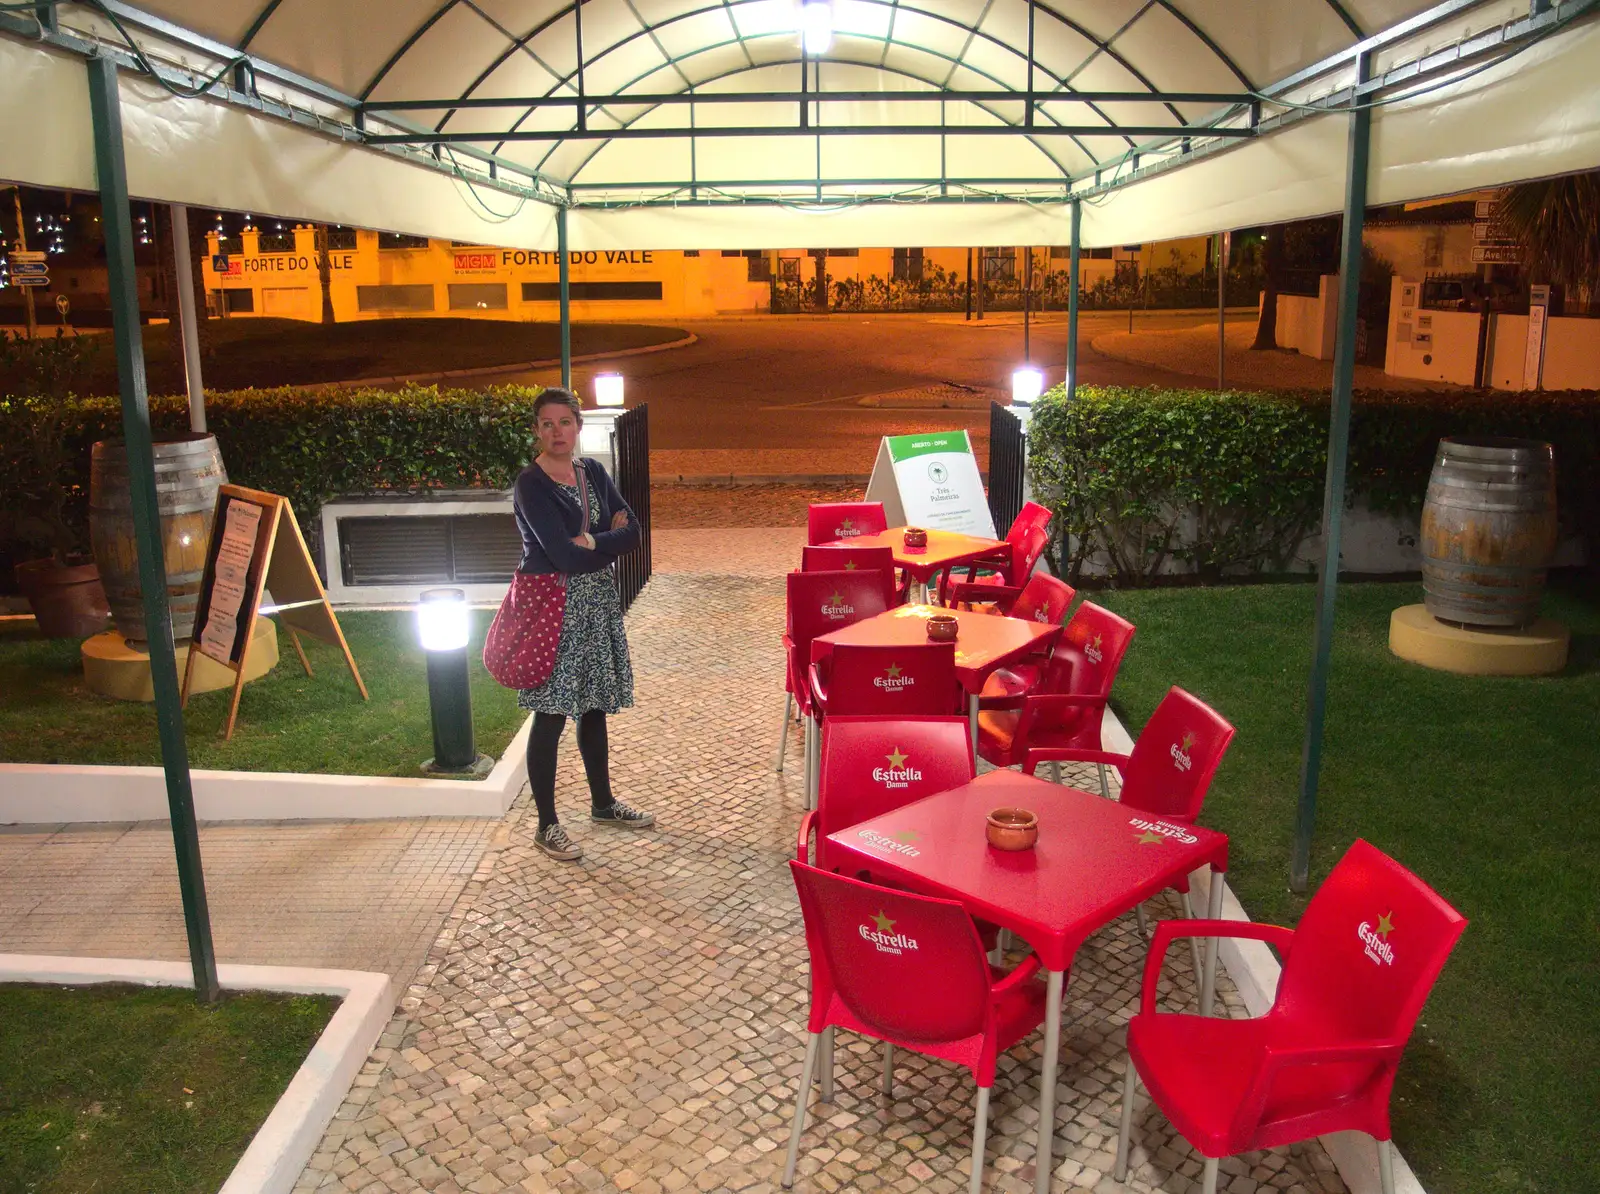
[874,662,914,692]
[857,828,922,857]
[821,590,855,619]
[1129,817,1198,845]
[859,909,920,956]
[1170,731,1195,772]
[873,746,922,790]
[1358,912,1396,967]
[1084,633,1104,664]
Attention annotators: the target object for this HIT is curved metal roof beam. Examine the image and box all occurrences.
[549,49,1088,184]
[360,0,464,101]
[237,0,285,51]
[1147,1,1255,88]
[1323,0,1365,38]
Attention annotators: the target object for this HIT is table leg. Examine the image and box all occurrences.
[968,693,980,753]
[1199,868,1225,1017]
[1034,968,1064,1194]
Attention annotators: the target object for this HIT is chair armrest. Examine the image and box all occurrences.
[990,952,1044,996]
[1140,920,1296,1016]
[807,661,829,708]
[1022,747,1130,775]
[946,581,1022,609]
[1264,1040,1405,1070]
[977,693,1026,711]
[797,810,816,863]
[1013,693,1108,746]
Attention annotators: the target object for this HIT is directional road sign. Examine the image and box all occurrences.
[1471,245,1521,265]
[10,261,49,276]
[10,249,46,264]
[14,276,49,287]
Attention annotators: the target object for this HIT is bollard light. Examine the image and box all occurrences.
[593,372,625,407]
[416,588,489,775]
[801,1,833,53]
[1011,365,1045,407]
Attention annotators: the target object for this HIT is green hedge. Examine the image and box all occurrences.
[1,384,544,566]
[1029,384,1600,585]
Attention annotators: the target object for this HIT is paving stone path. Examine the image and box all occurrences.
[297,533,1347,1194]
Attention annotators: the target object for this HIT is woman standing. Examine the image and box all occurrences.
[514,388,652,861]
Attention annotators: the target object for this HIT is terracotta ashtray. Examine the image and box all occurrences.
[986,807,1039,851]
[903,527,929,548]
[925,614,959,642]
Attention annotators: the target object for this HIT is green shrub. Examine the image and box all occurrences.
[1,384,545,573]
[1029,384,1600,585]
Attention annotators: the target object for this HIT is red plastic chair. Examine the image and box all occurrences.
[948,567,1074,623]
[807,501,888,545]
[809,642,961,719]
[797,715,974,872]
[784,861,1051,1194]
[776,570,895,800]
[1114,839,1467,1194]
[800,544,897,579]
[938,501,1052,604]
[977,600,1136,776]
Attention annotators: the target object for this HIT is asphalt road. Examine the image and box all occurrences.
[488,310,1239,458]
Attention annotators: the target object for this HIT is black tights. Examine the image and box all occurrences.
[527,710,614,831]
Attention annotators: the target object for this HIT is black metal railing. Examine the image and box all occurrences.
[988,402,1026,537]
[613,403,652,613]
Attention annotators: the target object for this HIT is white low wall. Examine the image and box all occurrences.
[1485,313,1600,391]
[0,715,530,825]
[1275,275,1338,360]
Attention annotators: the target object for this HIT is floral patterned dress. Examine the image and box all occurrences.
[517,480,636,717]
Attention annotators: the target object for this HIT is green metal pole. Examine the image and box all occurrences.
[1291,51,1372,894]
[87,56,220,1000]
[557,206,572,389]
[1066,200,1081,402]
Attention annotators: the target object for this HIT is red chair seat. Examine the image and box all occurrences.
[980,664,1041,702]
[977,705,1099,767]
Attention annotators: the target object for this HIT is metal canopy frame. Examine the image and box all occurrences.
[11,0,1589,212]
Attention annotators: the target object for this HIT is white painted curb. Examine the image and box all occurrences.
[0,954,393,1194]
[0,715,530,825]
[1100,708,1428,1194]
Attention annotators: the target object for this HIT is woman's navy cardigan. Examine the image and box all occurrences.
[513,457,641,576]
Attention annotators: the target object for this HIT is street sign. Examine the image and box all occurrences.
[1471,245,1520,265]
[1474,199,1500,219]
[212,253,230,271]
[10,261,48,276]
[1473,221,1515,243]
[55,294,70,318]
[14,276,48,287]
[10,249,45,264]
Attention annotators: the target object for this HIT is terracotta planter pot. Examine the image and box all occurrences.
[14,557,111,639]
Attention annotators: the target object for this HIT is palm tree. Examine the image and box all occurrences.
[314,224,336,325]
[1497,171,1600,308]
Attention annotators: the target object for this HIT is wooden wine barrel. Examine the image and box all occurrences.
[1420,437,1556,628]
[89,434,227,644]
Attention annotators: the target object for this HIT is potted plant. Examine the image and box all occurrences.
[0,329,110,638]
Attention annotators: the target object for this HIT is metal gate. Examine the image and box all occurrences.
[987,401,1026,536]
[612,403,653,613]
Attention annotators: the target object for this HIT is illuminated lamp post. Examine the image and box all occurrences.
[416,588,491,775]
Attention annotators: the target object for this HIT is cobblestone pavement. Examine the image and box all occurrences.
[297,541,1348,1194]
[0,818,500,985]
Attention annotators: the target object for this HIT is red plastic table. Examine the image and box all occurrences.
[826,770,1230,1194]
[830,526,1004,603]
[811,603,1060,747]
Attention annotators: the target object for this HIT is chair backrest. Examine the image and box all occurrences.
[791,860,993,1043]
[1005,500,1053,541]
[1118,686,1234,821]
[1004,524,1051,585]
[787,570,893,694]
[818,716,974,847]
[1274,838,1467,1062]
[808,501,889,545]
[1052,600,1135,699]
[822,643,960,716]
[801,544,897,577]
[1009,573,1077,626]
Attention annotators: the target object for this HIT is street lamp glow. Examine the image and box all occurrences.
[801,1,833,54]
[416,587,470,652]
[593,372,625,407]
[1011,365,1045,407]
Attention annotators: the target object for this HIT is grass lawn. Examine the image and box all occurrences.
[1094,576,1600,1194]
[0,611,527,775]
[0,983,336,1194]
[71,317,687,395]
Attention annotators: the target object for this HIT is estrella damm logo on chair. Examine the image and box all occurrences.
[1129,817,1198,845]
[836,518,860,538]
[874,662,914,691]
[1358,912,1396,967]
[873,746,923,790]
[821,590,856,619]
[1084,633,1104,663]
[1170,731,1195,772]
[859,909,920,956]
[856,828,922,857]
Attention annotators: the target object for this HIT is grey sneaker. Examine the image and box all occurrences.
[590,799,655,829]
[535,822,582,861]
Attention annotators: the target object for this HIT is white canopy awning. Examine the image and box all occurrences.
[1,0,1596,247]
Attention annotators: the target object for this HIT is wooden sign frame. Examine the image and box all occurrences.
[182,484,367,739]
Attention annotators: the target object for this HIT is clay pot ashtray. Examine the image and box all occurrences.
[926,614,959,642]
[903,527,929,549]
[986,807,1039,851]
